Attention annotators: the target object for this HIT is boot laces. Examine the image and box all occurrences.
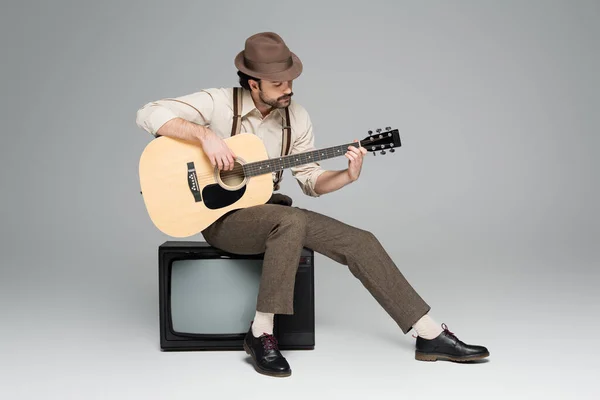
[412,322,458,339]
[260,333,279,351]
[442,323,459,340]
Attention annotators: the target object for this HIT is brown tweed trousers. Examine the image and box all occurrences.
[201,201,431,334]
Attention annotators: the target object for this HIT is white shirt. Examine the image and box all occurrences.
[135,87,326,197]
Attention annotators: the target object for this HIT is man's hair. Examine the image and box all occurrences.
[237,70,262,91]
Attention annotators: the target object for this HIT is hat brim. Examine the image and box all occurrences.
[234,51,303,82]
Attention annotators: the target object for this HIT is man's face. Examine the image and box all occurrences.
[252,79,294,109]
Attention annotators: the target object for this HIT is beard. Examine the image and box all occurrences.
[259,91,293,109]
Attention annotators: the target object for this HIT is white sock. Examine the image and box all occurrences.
[411,314,443,339]
[251,311,274,338]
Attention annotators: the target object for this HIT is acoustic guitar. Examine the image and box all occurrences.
[138,127,401,237]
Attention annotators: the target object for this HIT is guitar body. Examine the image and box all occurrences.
[138,127,401,237]
[139,133,273,238]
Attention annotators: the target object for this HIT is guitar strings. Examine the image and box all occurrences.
[183,139,391,183]
[187,154,376,183]
[189,172,281,186]
[189,149,377,179]
[187,163,327,183]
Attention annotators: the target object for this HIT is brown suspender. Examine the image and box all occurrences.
[231,87,243,136]
[275,106,292,190]
[231,87,291,190]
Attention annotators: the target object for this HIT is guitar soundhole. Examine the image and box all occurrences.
[219,161,246,188]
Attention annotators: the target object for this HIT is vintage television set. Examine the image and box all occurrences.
[158,241,315,351]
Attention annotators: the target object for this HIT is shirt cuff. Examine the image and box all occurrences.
[148,107,178,136]
[302,168,327,197]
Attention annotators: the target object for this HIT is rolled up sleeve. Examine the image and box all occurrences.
[135,91,214,136]
[290,114,326,197]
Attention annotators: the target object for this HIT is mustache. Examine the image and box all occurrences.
[278,92,294,101]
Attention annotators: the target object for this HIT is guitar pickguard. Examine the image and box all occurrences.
[202,184,246,210]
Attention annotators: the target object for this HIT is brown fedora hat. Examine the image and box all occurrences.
[235,32,303,82]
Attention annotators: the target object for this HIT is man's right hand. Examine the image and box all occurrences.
[199,127,236,171]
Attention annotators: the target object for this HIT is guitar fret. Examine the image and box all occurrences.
[243,142,360,178]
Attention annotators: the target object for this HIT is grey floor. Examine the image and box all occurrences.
[3,251,599,400]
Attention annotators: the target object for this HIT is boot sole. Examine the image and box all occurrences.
[415,351,490,362]
[243,342,292,377]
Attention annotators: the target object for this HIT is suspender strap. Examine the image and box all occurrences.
[283,107,292,155]
[274,107,292,190]
[231,87,243,136]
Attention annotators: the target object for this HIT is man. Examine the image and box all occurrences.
[136,32,489,377]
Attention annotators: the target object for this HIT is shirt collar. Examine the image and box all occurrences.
[240,88,288,120]
[240,88,256,117]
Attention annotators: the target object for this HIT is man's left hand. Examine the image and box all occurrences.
[345,139,368,182]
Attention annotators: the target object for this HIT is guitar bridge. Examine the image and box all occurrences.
[187,162,202,202]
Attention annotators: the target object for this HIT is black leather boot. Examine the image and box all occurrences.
[243,324,292,377]
[415,323,490,362]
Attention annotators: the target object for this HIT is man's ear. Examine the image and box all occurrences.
[249,79,260,91]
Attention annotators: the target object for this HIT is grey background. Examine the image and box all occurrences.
[1,0,599,398]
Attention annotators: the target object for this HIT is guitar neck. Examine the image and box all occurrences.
[242,142,360,178]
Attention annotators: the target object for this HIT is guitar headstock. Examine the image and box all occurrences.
[360,127,401,155]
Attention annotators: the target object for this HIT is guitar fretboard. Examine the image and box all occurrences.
[242,142,360,177]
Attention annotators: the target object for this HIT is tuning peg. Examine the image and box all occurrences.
[368,130,373,135]
[373,152,376,156]
[376,128,382,133]
[385,126,391,131]
[390,148,395,153]
[380,150,386,155]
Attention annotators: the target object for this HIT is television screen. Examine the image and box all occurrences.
[170,258,263,334]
